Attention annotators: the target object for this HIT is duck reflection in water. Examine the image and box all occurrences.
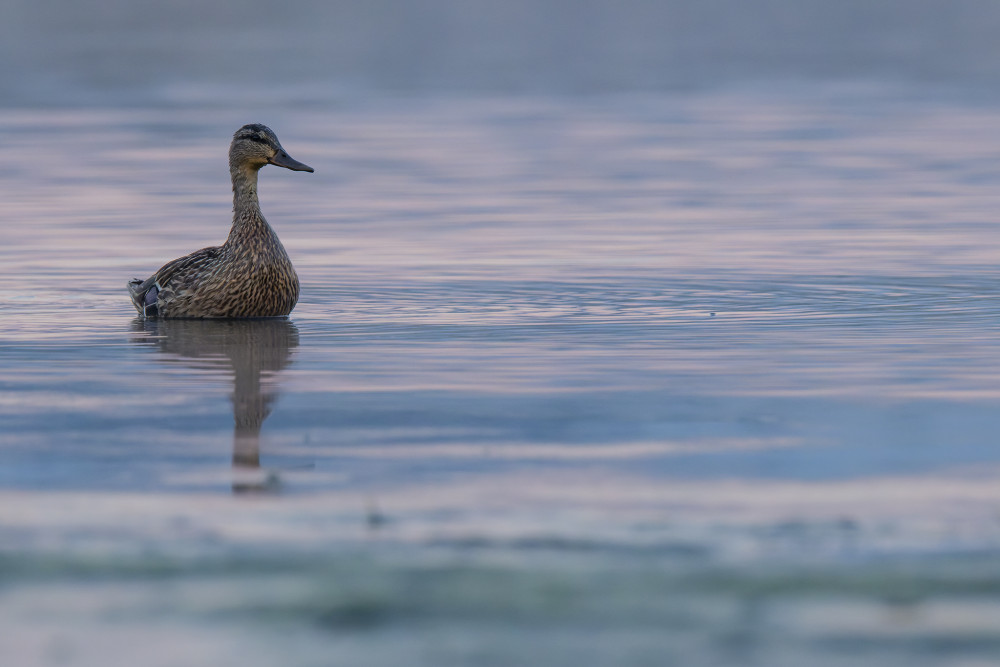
[130,318,299,494]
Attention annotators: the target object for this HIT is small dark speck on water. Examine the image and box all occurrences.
[366,502,389,529]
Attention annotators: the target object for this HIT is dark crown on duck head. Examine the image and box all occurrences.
[234,123,278,147]
[231,124,314,173]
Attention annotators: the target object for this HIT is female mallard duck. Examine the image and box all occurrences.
[128,124,313,319]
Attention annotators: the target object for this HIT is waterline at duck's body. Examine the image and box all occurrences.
[127,124,313,320]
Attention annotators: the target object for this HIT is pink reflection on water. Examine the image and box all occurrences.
[3,91,1000,399]
[4,94,1000,292]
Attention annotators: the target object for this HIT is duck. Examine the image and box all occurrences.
[127,123,313,319]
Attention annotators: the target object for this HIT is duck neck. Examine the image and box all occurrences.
[227,164,272,246]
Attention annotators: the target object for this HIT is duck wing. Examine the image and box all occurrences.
[128,246,224,319]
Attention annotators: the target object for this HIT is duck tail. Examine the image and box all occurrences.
[127,278,159,319]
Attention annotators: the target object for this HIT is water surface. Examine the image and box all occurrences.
[3,89,1000,665]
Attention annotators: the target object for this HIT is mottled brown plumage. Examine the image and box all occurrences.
[128,124,313,319]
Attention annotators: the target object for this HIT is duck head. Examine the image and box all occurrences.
[230,123,314,174]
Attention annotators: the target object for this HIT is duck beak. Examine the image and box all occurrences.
[268,148,314,172]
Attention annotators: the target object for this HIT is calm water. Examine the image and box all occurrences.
[4,88,1000,665]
